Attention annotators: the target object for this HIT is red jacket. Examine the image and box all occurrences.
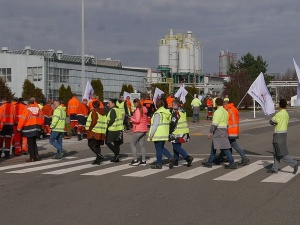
[131,106,148,133]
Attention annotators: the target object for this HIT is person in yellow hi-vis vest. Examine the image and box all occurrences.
[267,99,298,174]
[169,99,194,167]
[202,98,237,169]
[86,101,107,165]
[106,99,124,163]
[148,99,176,169]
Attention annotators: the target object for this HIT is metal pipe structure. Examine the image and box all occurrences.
[81,0,85,97]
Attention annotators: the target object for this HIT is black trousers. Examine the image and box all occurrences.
[105,141,121,157]
[27,136,38,159]
[88,138,102,156]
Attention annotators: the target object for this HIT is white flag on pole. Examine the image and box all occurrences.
[247,72,275,115]
[174,86,183,98]
[153,87,164,106]
[82,80,94,102]
[292,59,300,102]
[180,87,188,104]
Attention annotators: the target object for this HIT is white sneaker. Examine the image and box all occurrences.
[139,161,147,166]
[129,160,140,166]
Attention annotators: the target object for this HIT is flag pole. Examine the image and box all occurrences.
[237,92,248,108]
[81,0,85,97]
[253,98,256,119]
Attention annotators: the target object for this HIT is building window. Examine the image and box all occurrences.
[0,68,12,82]
[27,67,43,81]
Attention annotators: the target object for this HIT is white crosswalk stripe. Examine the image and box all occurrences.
[123,158,202,177]
[43,157,129,175]
[261,166,299,183]
[0,158,298,183]
[6,157,95,174]
[82,158,156,176]
[214,160,273,181]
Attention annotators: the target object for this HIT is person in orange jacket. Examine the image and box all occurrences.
[143,96,156,127]
[0,97,14,158]
[67,93,80,135]
[12,98,28,156]
[77,99,89,141]
[88,95,104,111]
[17,98,44,162]
[206,96,213,120]
[10,98,18,154]
[125,96,132,115]
[42,100,54,137]
[166,94,175,109]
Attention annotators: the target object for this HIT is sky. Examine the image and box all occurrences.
[1,0,300,75]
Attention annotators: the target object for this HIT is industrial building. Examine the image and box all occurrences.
[145,28,224,96]
[219,50,237,77]
[0,46,148,100]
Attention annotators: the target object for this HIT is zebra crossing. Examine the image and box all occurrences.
[1,157,299,183]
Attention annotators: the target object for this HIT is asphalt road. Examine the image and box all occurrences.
[1,108,300,225]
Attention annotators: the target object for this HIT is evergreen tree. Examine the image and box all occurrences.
[0,77,14,100]
[58,84,66,101]
[64,85,73,105]
[91,79,104,101]
[127,84,134,93]
[34,87,46,103]
[120,84,127,97]
[22,79,36,101]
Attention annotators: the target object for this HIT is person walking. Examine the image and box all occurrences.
[106,99,124,162]
[215,100,250,166]
[129,98,148,166]
[169,99,194,167]
[148,99,175,169]
[77,98,89,141]
[206,96,213,120]
[12,98,27,156]
[17,98,44,162]
[191,94,202,123]
[143,95,156,128]
[86,101,107,165]
[0,97,14,158]
[67,93,80,135]
[202,98,237,169]
[42,100,53,137]
[50,100,67,159]
[267,99,299,174]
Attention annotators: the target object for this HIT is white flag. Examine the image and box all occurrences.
[174,86,183,98]
[153,87,164,106]
[123,91,131,100]
[180,87,188,104]
[292,59,300,101]
[82,81,94,102]
[247,73,275,115]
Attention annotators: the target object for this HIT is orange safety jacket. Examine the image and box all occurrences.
[206,99,213,107]
[42,104,54,118]
[13,102,27,125]
[166,97,174,108]
[88,98,104,111]
[126,99,132,113]
[0,102,14,129]
[67,97,80,115]
[77,103,89,117]
[224,103,239,139]
[17,103,44,137]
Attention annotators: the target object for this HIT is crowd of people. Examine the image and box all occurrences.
[0,92,298,174]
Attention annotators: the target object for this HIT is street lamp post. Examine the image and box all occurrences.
[81,0,85,97]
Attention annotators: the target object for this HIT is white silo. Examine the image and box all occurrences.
[219,50,230,75]
[194,42,201,74]
[178,45,190,73]
[185,31,195,74]
[169,29,178,73]
[158,39,170,67]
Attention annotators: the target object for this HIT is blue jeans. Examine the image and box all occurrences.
[172,143,188,160]
[154,141,172,166]
[229,139,246,158]
[207,142,235,165]
[50,131,63,154]
[193,114,199,122]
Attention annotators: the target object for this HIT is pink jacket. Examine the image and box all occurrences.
[131,106,148,133]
